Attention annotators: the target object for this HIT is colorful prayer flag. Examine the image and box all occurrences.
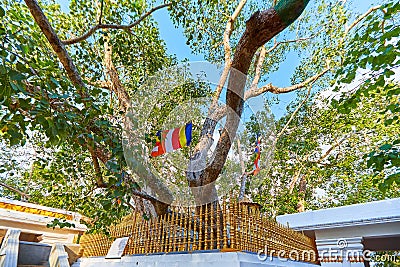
[252,135,261,175]
[151,122,192,157]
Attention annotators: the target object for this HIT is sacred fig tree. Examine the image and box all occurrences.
[1,0,395,229]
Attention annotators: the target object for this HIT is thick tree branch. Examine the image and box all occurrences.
[297,174,306,212]
[245,68,329,98]
[87,141,107,187]
[265,32,321,55]
[210,0,247,108]
[104,41,131,112]
[98,0,104,24]
[205,44,273,123]
[187,0,247,196]
[62,3,171,45]
[24,0,169,215]
[86,137,169,215]
[250,46,267,90]
[0,182,31,199]
[288,166,305,194]
[202,0,247,131]
[344,5,380,36]
[202,0,310,187]
[24,0,86,89]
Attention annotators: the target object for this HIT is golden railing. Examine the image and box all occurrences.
[80,200,317,263]
[0,201,74,220]
[79,233,114,257]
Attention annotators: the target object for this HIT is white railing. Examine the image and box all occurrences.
[0,229,21,267]
[49,243,70,267]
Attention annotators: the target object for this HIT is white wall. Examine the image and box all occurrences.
[73,252,320,267]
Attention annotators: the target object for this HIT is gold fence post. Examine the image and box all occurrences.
[234,201,240,250]
[242,204,247,251]
[256,209,262,253]
[184,207,189,251]
[222,199,228,249]
[179,208,184,251]
[229,200,234,249]
[172,208,178,252]
[144,219,149,254]
[216,201,221,249]
[140,219,145,254]
[199,204,204,250]
[204,203,209,250]
[158,215,163,253]
[150,218,156,254]
[210,202,215,250]
[168,211,174,252]
[132,214,138,254]
[160,214,166,253]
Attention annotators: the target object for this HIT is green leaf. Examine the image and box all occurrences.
[9,70,25,81]
[50,77,60,87]
[0,6,5,17]
[379,144,392,151]
[378,182,388,194]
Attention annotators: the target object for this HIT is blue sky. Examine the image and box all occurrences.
[59,0,380,120]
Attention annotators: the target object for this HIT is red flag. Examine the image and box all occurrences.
[252,135,261,175]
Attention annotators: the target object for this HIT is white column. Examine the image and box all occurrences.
[0,229,21,267]
[49,243,70,267]
[316,237,365,267]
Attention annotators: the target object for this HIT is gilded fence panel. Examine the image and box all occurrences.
[79,200,317,263]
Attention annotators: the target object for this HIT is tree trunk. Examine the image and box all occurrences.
[297,174,306,212]
[187,0,310,205]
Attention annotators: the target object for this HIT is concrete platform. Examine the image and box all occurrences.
[72,251,319,267]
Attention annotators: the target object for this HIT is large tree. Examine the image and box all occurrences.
[1,0,398,229]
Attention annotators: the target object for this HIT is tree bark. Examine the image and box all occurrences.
[297,174,306,212]
[104,41,131,112]
[62,3,171,45]
[24,0,86,89]
[0,182,30,200]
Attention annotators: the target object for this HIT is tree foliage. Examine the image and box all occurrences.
[242,2,400,215]
[333,1,399,194]
[0,0,174,230]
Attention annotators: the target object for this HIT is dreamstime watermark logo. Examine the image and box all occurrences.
[122,62,276,207]
[370,253,400,263]
[257,246,318,262]
[337,238,348,249]
[257,238,400,263]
